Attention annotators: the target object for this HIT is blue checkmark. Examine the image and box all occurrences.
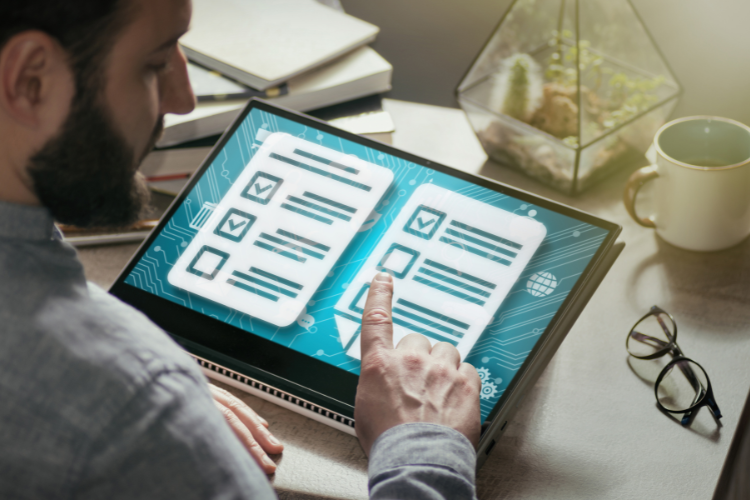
[214,208,256,242]
[227,218,247,232]
[242,172,283,206]
[254,183,273,195]
[416,217,435,230]
[403,205,447,240]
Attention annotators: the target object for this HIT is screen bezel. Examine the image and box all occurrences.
[110,98,621,421]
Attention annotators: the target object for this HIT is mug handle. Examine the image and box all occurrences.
[623,165,659,228]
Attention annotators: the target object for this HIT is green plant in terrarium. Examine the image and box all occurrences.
[488,53,543,123]
[457,0,681,194]
[486,32,666,151]
[547,31,666,137]
[603,73,665,129]
[478,39,668,190]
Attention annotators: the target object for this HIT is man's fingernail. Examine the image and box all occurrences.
[375,272,392,283]
[264,455,276,468]
[268,435,281,447]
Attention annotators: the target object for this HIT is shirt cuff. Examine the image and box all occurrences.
[368,423,476,485]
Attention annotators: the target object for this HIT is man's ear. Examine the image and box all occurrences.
[0,30,74,131]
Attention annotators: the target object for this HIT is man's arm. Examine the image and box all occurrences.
[368,423,477,499]
[356,272,481,499]
[72,369,277,500]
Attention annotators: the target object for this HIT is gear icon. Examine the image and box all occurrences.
[480,381,498,400]
[476,367,491,382]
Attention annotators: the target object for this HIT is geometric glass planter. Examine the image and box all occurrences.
[457,0,681,195]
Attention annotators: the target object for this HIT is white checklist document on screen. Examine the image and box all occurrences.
[334,183,547,360]
[169,132,394,326]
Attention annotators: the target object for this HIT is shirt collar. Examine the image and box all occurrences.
[0,200,56,241]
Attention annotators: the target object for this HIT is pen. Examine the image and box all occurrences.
[57,219,160,235]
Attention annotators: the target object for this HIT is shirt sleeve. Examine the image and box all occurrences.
[367,423,478,500]
[70,369,277,500]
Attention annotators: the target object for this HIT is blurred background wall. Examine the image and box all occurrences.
[342,0,750,125]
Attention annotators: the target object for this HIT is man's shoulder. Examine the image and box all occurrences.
[0,275,202,432]
[0,245,212,496]
[83,282,201,385]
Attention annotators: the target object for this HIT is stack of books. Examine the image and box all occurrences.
[143,0,395,196]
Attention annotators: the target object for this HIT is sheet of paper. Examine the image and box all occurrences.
[169,132,393,326]
[334,183,547,360]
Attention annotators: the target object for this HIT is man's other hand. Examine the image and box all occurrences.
[209,384,284,474]
[354,272,481,456]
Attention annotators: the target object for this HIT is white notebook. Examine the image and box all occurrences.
[180,0,379,90]
[158,47,392,148]
[272,46,391,112]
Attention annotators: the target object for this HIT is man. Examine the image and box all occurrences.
[0,1,481,498]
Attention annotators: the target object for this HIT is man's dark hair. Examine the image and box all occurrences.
[0,1,132,96]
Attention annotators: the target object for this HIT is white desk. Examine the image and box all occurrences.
[80,99,750,499]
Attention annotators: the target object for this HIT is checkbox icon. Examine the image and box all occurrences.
[349,283,370,314]
[214,208,256,242]
[403,205,447,240]
[186,246,230,281]
[241,171,283,205]
[377,243,420,279]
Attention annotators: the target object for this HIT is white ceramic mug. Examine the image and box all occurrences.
[623,116,750,251]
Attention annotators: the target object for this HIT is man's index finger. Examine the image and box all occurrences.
[359,272,395,360]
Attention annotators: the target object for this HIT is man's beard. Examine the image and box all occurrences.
[27,91,163,229]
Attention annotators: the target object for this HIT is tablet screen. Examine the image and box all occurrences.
[121,102,612,423]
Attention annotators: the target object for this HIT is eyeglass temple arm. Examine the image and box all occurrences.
[630,330,669,349]
[706,391,723,420]
[654,314,676,343]
[681,411,695,426]
[685,391,724,424]
[629,311,674,349]
[677,374,704,427]
[677,362,703,393]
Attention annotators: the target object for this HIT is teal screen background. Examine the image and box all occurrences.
[125,107,609,422]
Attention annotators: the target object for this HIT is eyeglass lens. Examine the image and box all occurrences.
[656,359,709,412]
[627,310,675,358]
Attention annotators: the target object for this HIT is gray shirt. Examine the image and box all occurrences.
[0,201,477,499]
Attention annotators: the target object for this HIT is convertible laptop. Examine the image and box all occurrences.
[110,99,623,468]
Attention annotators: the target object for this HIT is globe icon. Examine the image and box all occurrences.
[526,272,557,297]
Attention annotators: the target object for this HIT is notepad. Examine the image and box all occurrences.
[168,132,393,326]
[180,0,380,90]
[334,183,547,360]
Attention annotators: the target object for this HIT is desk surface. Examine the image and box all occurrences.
[79,99,750,500]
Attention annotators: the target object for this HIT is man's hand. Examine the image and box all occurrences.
[354,272,481,456]
[209,384,284,474]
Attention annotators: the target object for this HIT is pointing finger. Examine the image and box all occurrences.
[360,272,395,360]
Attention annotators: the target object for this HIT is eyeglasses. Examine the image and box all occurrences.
[626,306,722,426]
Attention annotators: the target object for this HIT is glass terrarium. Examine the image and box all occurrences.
[457,0,681,195]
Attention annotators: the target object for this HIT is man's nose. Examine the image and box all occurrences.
[160,46,196,116]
